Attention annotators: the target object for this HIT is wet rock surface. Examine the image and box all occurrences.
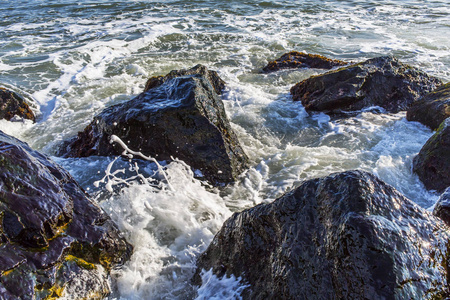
[262,51,347,73]
[0,87,35,122]
[194,170,450,300]
[434,187,450,226]
[291,56,442,114]
[407,82,450,130]
[144,64,226,95]
[413,118,450,193]
[59,65,248,185]
[0,131,132,299]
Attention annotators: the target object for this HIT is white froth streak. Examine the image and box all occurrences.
[108,134,174,191]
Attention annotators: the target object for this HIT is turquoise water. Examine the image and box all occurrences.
[1,1,449,299]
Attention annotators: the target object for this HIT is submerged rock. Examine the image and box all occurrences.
[291,56,442,114]
[0,131,132,299]
[194,170,450,299]
[262,51,347,73]
[434,187,450,226]
[413,118,450,193]
[59,65,248,185]
[0,87,35,122]
[407,82,450,130]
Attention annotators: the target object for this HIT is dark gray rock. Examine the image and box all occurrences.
[0,130,132,299]
[262,51,347,73]
[144,64,225,95]
[407,82,450,130]
[194,170,450,300]
[434,187,450,226]
[0,87,35,122]
[291,56,442,114]
[59,66,248,185]
[413,118,450,193]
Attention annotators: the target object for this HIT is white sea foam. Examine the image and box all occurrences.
[195,269,249,300]
[92,137,232,299]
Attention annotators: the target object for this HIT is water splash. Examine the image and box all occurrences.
[93,136,233,299]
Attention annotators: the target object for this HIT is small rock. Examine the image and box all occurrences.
[413,118,450,192]
[0,87,35,122]
[291,56,442,114]
[434,187,450,226]
[407,82,450,130]
[262,51,347,73]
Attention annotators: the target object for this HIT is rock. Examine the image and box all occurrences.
[434,187,450,226]
[291,56,442,114]
[193,170,450,299]
[144,64,226,95]
[0,130,132,299]
[59,65,248,185]
[262,51,347,73]
[413,118,450,193]
[407,82,450,130]
[0,87,35,122]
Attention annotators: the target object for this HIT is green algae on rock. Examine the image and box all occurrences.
[0,130,132,299]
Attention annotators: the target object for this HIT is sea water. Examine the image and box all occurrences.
[1,0,449,299]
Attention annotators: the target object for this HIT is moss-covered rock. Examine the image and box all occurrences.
[413,118,450,193]
[262,51,347,73]
[0,131,132,299]
[291,56,442,114]
[407,82,450,130]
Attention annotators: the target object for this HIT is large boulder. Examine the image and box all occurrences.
[262,51,347,73]
[413,118,450,193]
[0,130,132,299]
[0,87,35,122]
[194,170,450,299]
[291,56,442,114]
[59,65,248,185]
[407,82,450,130]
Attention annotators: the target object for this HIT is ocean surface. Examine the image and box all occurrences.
[1,0,449,299]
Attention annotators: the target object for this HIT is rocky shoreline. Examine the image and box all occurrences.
[1,53,450,299]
